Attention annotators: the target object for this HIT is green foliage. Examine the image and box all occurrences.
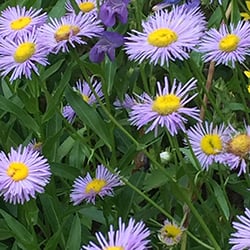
[0,1,249,250]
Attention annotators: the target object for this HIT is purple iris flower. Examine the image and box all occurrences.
[89,31,124,63]
[99,0,130,27]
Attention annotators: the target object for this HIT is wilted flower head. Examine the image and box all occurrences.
[63,79,103,123]
[99,0,130,27]
[199,21,250,68]
[82,217,150,250]
[38,12,103,53]
[129,77,200,136]
[0,145,51,204]
[89,31,124,63]
[70,164,122,204]
[229,208,250,250]
[159,220,184,246]
[0,30,49,82]
[125,5,206,66]
[186,122,232,170]
[218,125,250,175]
[65,0,97,15]
[0,5,47,40]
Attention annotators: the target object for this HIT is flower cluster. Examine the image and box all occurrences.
[0,4,103,81]
[187,122,250,175]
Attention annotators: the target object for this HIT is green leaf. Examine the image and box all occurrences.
[65,214,81,250]
[0,219,12,240]
[143,168,168,192]
[39,194,61,234]
[104,59,117,95]
[0,96,40,134]
[0,209,38,250]
[65,87,112,150]
[211,180,230,220]
[48,0,66,17]
[42,64,72,123]
[40,59,65,82]
[51,163,80,180]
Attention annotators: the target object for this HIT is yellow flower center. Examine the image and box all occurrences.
[7,162,29,181]
[82,94,89,103]
[147,28,178,47]
[14,42,36,63]
[244,70,250,78]
[79,2,95,12]
[55,25,80,42]
[152,94,180,115]
[85,178,107,193]
[227,134,250,157]
[247,84,250,94]
[163,224,182,239]
[10,16,32,30]
[219,34,240,52]
[200,134,222,155]
[104,247,124,250]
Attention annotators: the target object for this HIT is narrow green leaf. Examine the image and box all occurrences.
[48,0,66,17]
[65,214,81,250]
[211,181,230,220]
[40,59,65,82]
[0,96,40,134]
[105,59,117,95]
[42,64,72,123]
[65,87,112,149]
[44,228,63,250]
[0,219,12,240]
[0,209,38,250]
[51,163,80,180]
[39,194,61,234]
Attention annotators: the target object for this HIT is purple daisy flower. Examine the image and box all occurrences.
[152,0,181,12]
[129,77,200,136]
[199,21,250,67]
[62,105,76,124]
[99,0,130,27]
[0,145,51,204]
[0,30,49,82]
[159,219,184,246]
[38,12,103,54]
[229,208,250,250]
[114,92,148,110]
[89,31,124,63]
[82,217,150,250]
[0,5,47,40]
[124,5,206,66]
[62,79,103,123]
[218,125,250,176]
[70,164,122,205]
[27,139,43,153]
[65,0,97,15]
[186,122,232,170]
[114,94,137,110]
[152,0,200,11]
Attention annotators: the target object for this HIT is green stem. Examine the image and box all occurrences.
[122,176,215,250]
